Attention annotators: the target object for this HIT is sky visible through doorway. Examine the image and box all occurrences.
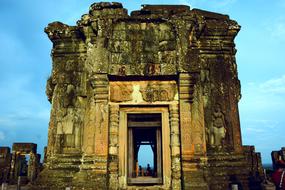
[138,145,154,169]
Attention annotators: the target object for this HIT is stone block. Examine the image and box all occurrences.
[112,30,127,40]
[141,53,158,64]
[143,40,158,52]
[158,50,176,65]
[113,22,126,31]
[110,53,122,64]
[159,30,175,41]
[109,40,131,53]
[159,40,176,51]
[126,30,144,41]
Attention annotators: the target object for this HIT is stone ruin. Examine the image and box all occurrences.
[271,147,285,170]
[0,147,11,184]
[0,143,41,185]
[34,2,263,190]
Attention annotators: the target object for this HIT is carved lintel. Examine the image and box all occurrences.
[109,81,178,103]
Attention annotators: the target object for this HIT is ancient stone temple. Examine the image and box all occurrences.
[35,2,262,190]
[0,143,41,185]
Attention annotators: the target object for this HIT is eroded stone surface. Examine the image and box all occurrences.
[36,2,263,190]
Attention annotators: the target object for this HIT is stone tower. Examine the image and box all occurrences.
[35,2,262,190]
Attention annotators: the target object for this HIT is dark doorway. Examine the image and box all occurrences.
[127,113,162,184]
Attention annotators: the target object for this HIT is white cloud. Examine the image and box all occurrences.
[178,0,191,6]
[242,119,279,137]
[0,117,16,128]
[260,75,285,94]
[0,131,5,141]
[215,0,236,8]
[36,109,51,121]
[240,75,285,111]
[65,7,89,25]
[265,17,285,41]
[240,75,285,140]
[244,127,265,133]
[0,108,50,128]
[277,0,285,8]
[245,119,278,129]
[271,22,285,40]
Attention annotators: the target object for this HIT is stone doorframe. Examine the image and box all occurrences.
[110,104,181,189]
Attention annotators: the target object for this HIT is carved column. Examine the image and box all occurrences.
[108,104,119,189]
[169,104,181,189]
[93,74,109,174]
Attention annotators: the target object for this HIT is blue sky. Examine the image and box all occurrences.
[0,0,284,164]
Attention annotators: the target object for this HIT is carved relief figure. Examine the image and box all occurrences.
[63,84,75,107]
[160,90,169,101]
[209,104,226,149]
[142,84,173,102]
[200,59,211,106]
[145,64,160,75]
[56,109,81,149]
[110,82,133,102]
[99,103,108,133]
[132,84,144,103]
[57,109,75,135]
[118,65,126,76]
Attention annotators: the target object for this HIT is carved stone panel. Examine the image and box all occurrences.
[94,101,109,156]
[109,81,178,103]
[180,103,193,156]
[82,98,96,154]
[56,109,75,134]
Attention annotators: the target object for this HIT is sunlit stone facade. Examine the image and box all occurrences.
[35,2,263,189]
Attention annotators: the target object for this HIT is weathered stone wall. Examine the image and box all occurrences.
[36,2,262,190]
[0,143,41,185]
[271,147,285,170]
[0,147,11,183]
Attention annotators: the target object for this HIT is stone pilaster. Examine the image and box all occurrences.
[179,73,194,159]
[169,104,181,189]
[92,74,109,174]
[190,81,207,156]
[179,73,208,190]
[108,104,119,190]
[73,73,110,189]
